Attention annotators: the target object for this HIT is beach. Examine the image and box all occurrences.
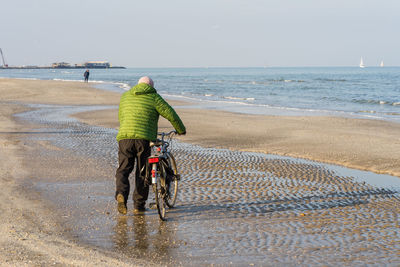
[1,78,399,266]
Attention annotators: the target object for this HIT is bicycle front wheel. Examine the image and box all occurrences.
[154,177,167,221]
[165,153,179,208]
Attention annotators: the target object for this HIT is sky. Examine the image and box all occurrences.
[1,0,399,67]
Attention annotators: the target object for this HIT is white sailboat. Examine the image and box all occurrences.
[359,57,365,68]
[380,60,384,67]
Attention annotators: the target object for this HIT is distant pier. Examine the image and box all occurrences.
[0,60,125,69]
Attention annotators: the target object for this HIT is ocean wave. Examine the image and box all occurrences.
[358,110,377,114]
[53,78,83,82]
[315,78,347,82]
[53,78,107,83]
[352,99,400,107]
[268,79,305,83]
[203,79,305,85]
[161,93,205,103]
[51,78,131,91]
[384,112,400,116]
[2,77,39,81]
[223,96,255,101]
[113,82,131,90]
[162,93,257,107]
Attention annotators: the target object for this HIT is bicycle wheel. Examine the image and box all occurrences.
[154,174,167,221]
[165,153,179,208]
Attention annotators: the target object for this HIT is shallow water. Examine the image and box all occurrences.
[15,104,400,266]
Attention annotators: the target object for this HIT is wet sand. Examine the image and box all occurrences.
[1,78,400,266]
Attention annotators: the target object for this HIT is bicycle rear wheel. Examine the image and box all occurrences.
[165,153,179,208]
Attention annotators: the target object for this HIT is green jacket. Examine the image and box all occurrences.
[116,83,186,141]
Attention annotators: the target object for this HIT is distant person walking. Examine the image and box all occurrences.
[83,69,90,82]
[115,76,186,214]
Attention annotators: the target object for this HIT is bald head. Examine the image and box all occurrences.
[138,76,154,87]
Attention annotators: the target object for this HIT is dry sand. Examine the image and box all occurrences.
[0,78,121,105]
[1,78,399,265]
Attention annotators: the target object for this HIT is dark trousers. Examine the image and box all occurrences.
[115,139,151,208]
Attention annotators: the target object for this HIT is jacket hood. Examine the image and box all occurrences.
[130,83,157,95]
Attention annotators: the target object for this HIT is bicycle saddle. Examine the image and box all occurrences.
[150,139,163,147]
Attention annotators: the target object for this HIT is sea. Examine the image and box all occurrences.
[1,67,399,123]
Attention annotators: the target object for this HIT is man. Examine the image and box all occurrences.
[84,69,90,82]
[115,76,186,214]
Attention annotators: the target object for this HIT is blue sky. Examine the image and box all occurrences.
[1,0,399,67]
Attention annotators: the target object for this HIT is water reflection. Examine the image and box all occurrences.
[112,214,176,264]
[113,216,129,250]
[132,215,149,250]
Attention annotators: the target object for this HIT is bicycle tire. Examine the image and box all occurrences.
[165,153,179,208]
[154,173,167,221]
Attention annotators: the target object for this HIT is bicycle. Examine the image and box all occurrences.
[147,130,180,221]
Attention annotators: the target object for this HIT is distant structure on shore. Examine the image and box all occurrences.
[1,60,125,69]
[51,61,121,69]
[0,50,125,69]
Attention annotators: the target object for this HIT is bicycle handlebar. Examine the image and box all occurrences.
[157,130,177,137]
[150,131,177,150]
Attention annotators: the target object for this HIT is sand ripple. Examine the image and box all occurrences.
[15,104,400,266]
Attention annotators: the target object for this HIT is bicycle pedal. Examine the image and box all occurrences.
[149,202,157,210]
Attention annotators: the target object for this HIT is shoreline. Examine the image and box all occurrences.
[3,74,400,125]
